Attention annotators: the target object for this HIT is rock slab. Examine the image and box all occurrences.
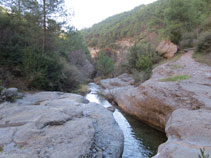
[0,92,124,158]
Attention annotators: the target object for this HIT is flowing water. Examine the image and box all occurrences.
[85,83,167,158]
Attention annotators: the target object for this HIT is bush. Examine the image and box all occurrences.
[127,43,161,83]
[180,32,197,49]
[136,54,153,71]
[96,51,114,76]
[128,43,161,71]
[59,63,81,91]
[196,32,211,54]
[169,29,182,45]
[201,16,211,32]
[22,48,62,90]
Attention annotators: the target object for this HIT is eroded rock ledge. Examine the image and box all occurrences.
[99,51,211,158]
[0,92,124,158]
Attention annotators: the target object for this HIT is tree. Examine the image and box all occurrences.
[38,0,67,54]
[96,51,114,76]
[164,0,199,43]
[0,0,24,15]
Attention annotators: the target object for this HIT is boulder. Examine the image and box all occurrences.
[156,40,178,59]
[0,91,124,158]
[0,88,22,102]
[154,109,211,158]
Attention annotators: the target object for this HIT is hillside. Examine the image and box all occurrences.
[83,0,211,49]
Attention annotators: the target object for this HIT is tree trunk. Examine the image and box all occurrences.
[18,0,21,15]
[42,0,46,54]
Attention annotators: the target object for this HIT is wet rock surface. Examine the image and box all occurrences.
[100,51,211,158]
[0,92,124,158]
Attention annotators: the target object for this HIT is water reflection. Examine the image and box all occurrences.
[86,83,167,158]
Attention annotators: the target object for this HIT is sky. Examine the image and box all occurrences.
[65,0,157,30]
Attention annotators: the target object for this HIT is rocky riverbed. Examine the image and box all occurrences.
[0,92,124,158]
[100,51,211,158]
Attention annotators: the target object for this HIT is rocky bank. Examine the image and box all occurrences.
[100,51,211,158]
[0,92,124,158]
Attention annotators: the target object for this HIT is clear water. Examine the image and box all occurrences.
[86,83,167,158]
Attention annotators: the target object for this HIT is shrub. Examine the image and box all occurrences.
[59,64,81,91]
[169,29,182,45]
[201,16,211,32]
[127,43,161,83]
[128,43,161,71]
[136,54,153,71]
[196,32,211,54]
[22,48,62,90]
[96,51,114,76]
[180,32,197,49]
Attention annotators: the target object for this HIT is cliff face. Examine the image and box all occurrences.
[100,51,211,157]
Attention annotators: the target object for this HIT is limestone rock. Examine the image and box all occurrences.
[100,73,134,89]
[0,91,124,158]
[154,109,211,158]
[156,40,178,59]
[100,51,211,158]
[0,87,22,102]
[100,51,211,130]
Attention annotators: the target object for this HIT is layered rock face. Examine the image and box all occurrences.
[100,51,211,157]
[0,92,124,158]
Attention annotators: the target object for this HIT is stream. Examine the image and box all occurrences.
[85,83,167,158]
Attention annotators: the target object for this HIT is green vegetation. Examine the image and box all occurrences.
[83,0,211,48]
[160,75,191,82]
[196,32,211,54]
[193,53,211,66]
[127,43,161,83]
[82,0,211,79]
[194,32,211,66]
[0,1,91,92]
[198,148,210,158]
[96,51,114,76]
